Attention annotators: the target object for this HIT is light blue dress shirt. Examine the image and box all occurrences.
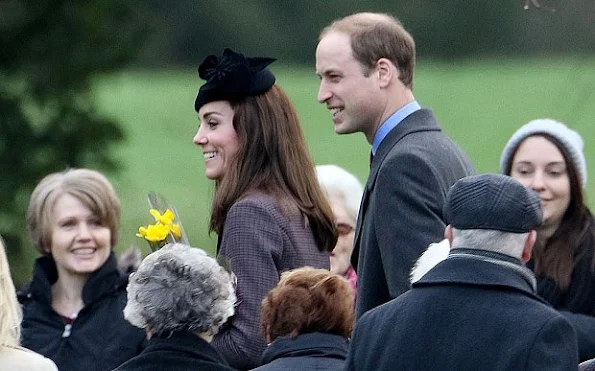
[371,101,421,156]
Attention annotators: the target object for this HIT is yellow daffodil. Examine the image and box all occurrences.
[137,206,185,251]
[170,224,181,239]
[143,223,170,242]
[150,208,176,226]
[136,226,148,238]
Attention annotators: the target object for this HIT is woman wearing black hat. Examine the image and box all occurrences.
[500,119,595,362]
[192,48,336,370]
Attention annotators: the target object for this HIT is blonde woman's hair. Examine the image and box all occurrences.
[0,235,21,347]
[26,168,121,254]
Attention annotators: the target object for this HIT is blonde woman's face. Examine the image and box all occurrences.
[510,136,571,230]
[49,194,111,278]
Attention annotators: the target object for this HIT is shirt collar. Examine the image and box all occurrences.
[372,100,421,155]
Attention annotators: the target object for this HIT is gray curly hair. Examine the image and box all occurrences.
[123,243,236,336]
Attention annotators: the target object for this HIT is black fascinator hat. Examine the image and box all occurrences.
[194,48,276,111]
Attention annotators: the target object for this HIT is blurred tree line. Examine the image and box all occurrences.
[0,0,149,280]
[0,0,593,284]
[138,0,594,66]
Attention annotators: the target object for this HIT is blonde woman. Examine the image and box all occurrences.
[0,235,58,371]
[19,168,145,371]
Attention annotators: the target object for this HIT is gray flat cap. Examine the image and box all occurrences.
[444,174,542,233]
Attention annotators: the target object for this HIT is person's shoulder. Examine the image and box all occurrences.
[357,296,402,326]
[234,191,275,207]
[0,345,58,371]
[230,191,293,219]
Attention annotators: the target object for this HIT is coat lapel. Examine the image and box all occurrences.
[351,109,442,270]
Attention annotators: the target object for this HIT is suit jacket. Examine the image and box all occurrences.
[353,108,474,318]
[113,331,235,371]
[0,345,58,371]
[212,191,330,370]
[346,251,579,371]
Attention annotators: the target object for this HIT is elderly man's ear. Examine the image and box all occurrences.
[444,225,453,245]
[521,230,537,263]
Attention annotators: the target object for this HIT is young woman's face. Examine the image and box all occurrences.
[49,193,112,279]
[510,136,571,230]
[193,101,240,181]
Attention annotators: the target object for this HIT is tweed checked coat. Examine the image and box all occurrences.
[346,251,579,371]
[211,191,330,370]
[353,108,474,319]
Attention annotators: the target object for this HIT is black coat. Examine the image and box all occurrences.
[19,253,146,371]
[530,218,595,361]
[346,250,579,370]
[252,332,348,371]
[113,331,236,371]
[353,108,474,319]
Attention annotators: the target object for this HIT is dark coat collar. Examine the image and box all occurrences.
[27,251,125,305]
[147,331,228,365]
[414,249,544,303]
[370,108,441,180]
[261,332,348,365]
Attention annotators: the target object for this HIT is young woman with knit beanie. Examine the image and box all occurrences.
[500,118,595,362]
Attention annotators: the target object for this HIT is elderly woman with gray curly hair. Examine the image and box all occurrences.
[113,243,237,371]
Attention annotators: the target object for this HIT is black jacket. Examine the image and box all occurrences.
[19,252,146,371]
[113,331,236,371]
[253,332,348,371]
[530,218,595,361]
[346,249,579,370]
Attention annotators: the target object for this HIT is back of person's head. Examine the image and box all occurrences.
[26,168,121,254]
[0,235,21,347]
[320,12,416,88]
[261,267,353,341]
[316,164,364,223]
[124,243,236,337]
[444,174,542,259]
[196,48,337,253]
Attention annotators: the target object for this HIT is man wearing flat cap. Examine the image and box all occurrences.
[345,174,579,370]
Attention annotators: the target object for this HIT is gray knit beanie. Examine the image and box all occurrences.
[499,119,587,188]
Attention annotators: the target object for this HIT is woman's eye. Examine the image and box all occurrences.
[60,220,76,228]
[89,219,103,227]
[514,168,532,176]
[208,121,218,129]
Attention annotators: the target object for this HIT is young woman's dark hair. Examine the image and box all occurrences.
[505,133,594,291]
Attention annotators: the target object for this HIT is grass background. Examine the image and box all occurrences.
[11,56,595,284]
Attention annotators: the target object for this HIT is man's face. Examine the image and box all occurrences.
[315,31,383,138]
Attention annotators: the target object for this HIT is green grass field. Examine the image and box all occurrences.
[11,56,595,284]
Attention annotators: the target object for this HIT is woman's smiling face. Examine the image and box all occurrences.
[510,135,571,230]
[193,100,240,181]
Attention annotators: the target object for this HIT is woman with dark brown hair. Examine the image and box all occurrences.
[254,267,353,371]
[500,118,595,361]
[192,48,336,370]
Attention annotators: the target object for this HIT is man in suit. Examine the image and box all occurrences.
[315,12,475,319]
[345,174,579,370]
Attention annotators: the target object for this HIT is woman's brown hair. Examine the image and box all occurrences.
[208,85,337,252]
[260,267,354,340]
[505,134,595,290]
